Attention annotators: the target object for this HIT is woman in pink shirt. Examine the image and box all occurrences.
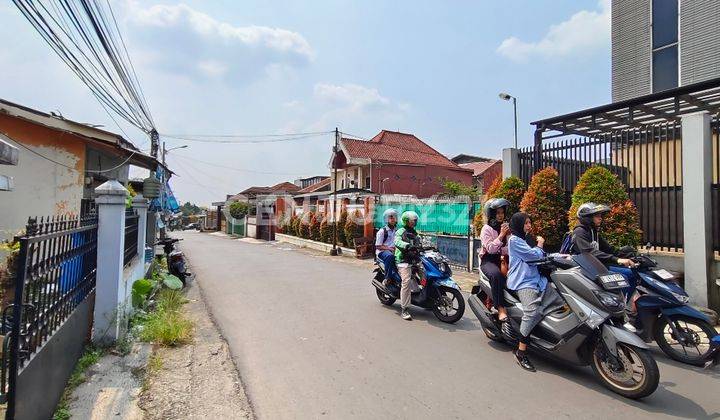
[478,198,511,321]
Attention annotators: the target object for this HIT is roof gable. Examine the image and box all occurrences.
[340,130,463,169]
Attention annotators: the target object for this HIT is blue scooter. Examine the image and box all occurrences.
[623,253,717,366]
[371,238,465,323]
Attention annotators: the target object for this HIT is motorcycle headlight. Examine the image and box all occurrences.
[593,290,625,312]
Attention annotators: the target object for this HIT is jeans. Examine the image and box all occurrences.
[377,251,396,279]
[609,266,638,298]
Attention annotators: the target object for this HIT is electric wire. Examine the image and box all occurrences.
[169,153,314,176]
[160,132,332,144]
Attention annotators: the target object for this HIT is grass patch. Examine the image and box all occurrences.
[141,351,164,394]
[53,346,102,420]
[138,289,192,346]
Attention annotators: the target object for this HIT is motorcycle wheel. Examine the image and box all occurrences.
[432,287,465,324]
[591,343,659,399]
[654,315,717,366]
[376,288,396,306]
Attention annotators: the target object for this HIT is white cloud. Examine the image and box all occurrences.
[313,83,391,113]
[120,1,314,81]
[497,0,610,62]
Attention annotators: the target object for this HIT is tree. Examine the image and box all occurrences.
[569,166,642,248]
[300,212,313,239]
[487,176,525,216]
[344,209,363,247]
[180,202,203,217]
[309,213,321,241]
[337,211,348,246]
[441,179,480,201]
[229,201,251,220]
[289,214,300,237]
[520,167,567,250]
[472,208,484,237]
[319,217,332,243]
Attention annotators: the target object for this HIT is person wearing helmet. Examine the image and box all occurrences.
[394,210,421,320]
[478,198,511,322]
[571,202,635,268]
[375,208,399,282]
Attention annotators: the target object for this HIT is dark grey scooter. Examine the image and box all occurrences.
[469,253,659,399]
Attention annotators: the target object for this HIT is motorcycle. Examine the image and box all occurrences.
[705,334,720,369]
[470,253,659,399]
[371,237,465,323]
[621,252,718,366]
[155,237,191,286]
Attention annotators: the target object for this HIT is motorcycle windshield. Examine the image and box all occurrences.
[572,252,611,279]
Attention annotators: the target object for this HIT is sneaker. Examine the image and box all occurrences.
[514,350,536,372]
[401,309,412,321]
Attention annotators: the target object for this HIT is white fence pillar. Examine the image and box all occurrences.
[93,180,128,345]
[502,148,520,178]
[681,111,712,308]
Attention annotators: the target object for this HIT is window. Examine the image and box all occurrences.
[651,0,679,92]
[364,176,370,189]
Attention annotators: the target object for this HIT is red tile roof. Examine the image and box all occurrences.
[269,182,301,193]
[458,159,501,177]
[296,177,331,194]
[340,130,467,170]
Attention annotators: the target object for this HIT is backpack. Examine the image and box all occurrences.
[559,231,573,254]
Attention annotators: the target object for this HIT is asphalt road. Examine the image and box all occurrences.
[175,231,720,420]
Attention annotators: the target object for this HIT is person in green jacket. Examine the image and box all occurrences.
[394,211,421,320]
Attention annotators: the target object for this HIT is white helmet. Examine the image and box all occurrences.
[382,208,398,223]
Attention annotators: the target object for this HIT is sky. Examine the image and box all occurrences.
[0,0,612,206]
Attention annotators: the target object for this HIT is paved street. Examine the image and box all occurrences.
[176,231,720,420]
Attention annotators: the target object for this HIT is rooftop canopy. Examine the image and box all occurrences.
[532,76,720,139]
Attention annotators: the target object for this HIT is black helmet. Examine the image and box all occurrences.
[577,202,610,226]
[484,198,510,220]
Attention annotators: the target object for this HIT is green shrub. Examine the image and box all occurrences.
[291,214,302,237]
[228,201,251,219]
[337,211,348,246]
[344,210,364,247]
[132,278,157,308]
[299,212,313,239]
[569,166,642,248]
[441,179,480,201]
[309,213,320,241]
[487,176,525,216]
[520,167,568,250]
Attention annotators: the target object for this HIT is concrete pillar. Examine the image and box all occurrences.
[93,180,128,345]
[146,211,157,246]
[681,111,712,308]
[502,148,520,178]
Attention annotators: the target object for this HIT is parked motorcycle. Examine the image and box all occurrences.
[470,253,659,399]
[371,237,465,323]
[155,237,191,286]
[704,334,720,369]
[621,252,718,366]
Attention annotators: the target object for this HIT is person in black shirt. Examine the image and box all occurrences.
[570,203,636,268]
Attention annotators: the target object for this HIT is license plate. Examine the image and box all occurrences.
[599,274,626,284]
[653,269,674,280]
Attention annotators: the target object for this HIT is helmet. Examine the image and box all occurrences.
[382,208,398,223]
[484,198,510,220]
[401,210,419,226]
[577,202,611,225]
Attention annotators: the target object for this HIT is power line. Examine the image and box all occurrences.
[169,152,315,176]
[159,131,333,144]
[160,130,331,139]
[12,137,137,174]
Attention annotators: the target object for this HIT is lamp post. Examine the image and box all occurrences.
[162,143,188,166]
[499,92,518,149]
[331,128,340,256]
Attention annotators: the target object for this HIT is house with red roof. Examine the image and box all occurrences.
[329,130,473,198]
[450,154,503,193]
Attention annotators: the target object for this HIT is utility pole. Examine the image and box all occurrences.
[330,127,340,256]
[162,141,166,166]
[150,129,159,158]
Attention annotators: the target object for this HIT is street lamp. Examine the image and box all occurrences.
[162,143,188,165]
[498,92,518,149]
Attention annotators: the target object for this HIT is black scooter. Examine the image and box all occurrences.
[155,237,190,286]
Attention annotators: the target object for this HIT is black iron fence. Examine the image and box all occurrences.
[3,214,98,417]
[713,115,720,253]
[519,122,684,250]
[124,210,139,265]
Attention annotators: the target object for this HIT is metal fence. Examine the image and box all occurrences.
[519,122,684,250]
[124,210,139,265]
[713,115,720,253]
[3,214,98,417]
